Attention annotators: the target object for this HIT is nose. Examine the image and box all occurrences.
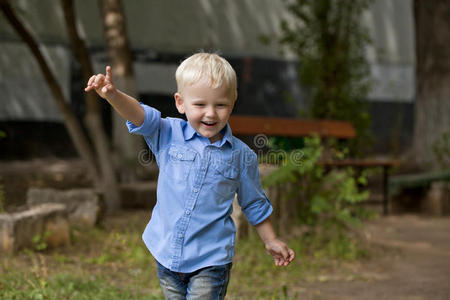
[205,106,216,118]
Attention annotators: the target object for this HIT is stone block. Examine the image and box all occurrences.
[0,203,70,253]
[27,188,100,228]
[422,182,450,216]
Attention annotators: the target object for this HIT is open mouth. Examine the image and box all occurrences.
[201,121,217,127]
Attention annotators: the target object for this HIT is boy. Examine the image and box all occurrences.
[85,53,295,299]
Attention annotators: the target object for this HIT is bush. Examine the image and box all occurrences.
[262,136,372,259]
[278,0,373,155]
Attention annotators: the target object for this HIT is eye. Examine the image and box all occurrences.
[194,103,205,107]
[217,103,227,107]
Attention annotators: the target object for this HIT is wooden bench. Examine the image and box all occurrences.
[319,159,399,215]
[388,170,450,215]
[229,115,399,215]
[229,115,356,138]
[389,170,450,195]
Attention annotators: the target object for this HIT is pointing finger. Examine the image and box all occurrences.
[106,66,112,82]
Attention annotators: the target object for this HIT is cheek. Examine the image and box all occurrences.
[219,109,232,119]
[186,109,202,120]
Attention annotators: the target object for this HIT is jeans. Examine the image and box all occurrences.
[155,260,232,300]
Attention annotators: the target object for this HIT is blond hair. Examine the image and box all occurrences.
[175,52,237,101]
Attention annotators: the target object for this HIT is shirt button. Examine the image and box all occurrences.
[177,153,183,159]
[178,233,183,238]
[185,210,190,215]
[193,188,199,193]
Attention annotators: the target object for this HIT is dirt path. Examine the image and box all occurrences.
[298,215,450,300]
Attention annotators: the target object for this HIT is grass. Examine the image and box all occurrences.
[0,210,373,299]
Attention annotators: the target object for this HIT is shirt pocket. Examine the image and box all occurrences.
[165,145,197,182]
[212,160,239,198]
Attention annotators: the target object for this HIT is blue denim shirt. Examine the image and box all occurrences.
[127,104,273,272]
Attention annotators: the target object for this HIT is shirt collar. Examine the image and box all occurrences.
[183,121,233,148]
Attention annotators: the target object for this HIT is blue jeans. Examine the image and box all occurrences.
[155,260,232,300]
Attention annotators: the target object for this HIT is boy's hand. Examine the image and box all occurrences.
[84,66,116,99]
[265,238,295,267]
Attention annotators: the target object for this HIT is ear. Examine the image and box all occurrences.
[230,94,237,110]
[174,92,185,114]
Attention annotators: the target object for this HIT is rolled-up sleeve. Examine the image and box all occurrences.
[126,103,161,136]
[237,150,273,226]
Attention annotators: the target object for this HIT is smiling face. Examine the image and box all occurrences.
[175,78,235,143]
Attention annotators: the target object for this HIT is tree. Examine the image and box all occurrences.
[0,0,120,211]
[61,0,120,210]
[413,0,450,169]
[0,0,99,182]
[98,0,141,178]
[279,0,372,154]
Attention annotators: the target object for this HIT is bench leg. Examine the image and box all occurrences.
[383,166,389,215]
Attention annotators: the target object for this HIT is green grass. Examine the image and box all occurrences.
[0,273,158,300]
[0,210,372,299]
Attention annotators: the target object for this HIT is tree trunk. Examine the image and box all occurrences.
[61,0,120,211]
[413,0,450,169]
[98,0,141,180]
[0,0,100,186]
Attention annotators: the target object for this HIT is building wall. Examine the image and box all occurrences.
[0,0,415,156]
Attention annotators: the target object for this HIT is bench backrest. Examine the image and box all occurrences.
[228,115,356,138]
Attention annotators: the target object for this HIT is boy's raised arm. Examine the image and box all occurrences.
[85,66,145,126]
